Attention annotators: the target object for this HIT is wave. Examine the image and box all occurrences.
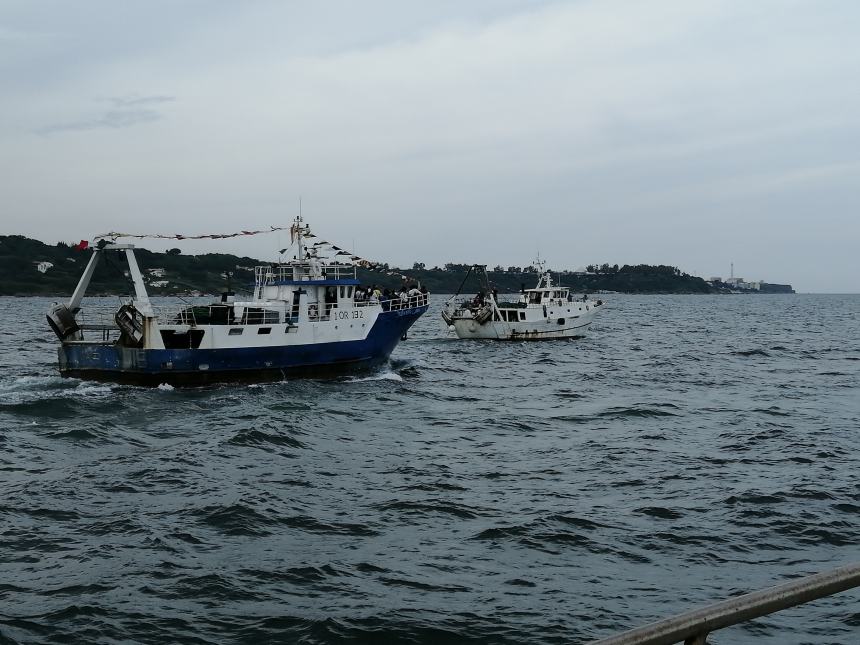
[154,573,268,602]
[402,482,469,493]
[472,515,617,556]
[378,500,482,520]
[752,406,791,417]
[279,515,379,536]
[597,405,679,419]
[193,503,276,536]
[45,427,104,441]
[634,506,684,520]
[0,381,119,413]
[732,349,770,357]
[555,389,585,399]
[344,370,403,383]
[226,428,305,449]
[238,564,347,586]
[0,505,81,521]
[378,577,471,593]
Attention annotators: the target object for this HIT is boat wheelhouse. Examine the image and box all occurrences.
[442,264,603,340]
[47,218,429,385]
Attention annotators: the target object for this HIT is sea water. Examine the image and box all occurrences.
[1,294,858,644]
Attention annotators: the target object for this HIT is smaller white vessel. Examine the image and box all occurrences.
[442,264,604,340]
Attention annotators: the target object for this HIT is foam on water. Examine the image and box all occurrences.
[345,370,404,383]
[0,377,118,406]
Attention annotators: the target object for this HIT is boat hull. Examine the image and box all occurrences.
[450,311,596,340]
[58,307,426,386]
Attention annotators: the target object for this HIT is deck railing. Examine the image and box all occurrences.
[309,295,429,321]
[379,294,429,311]
[589,562,860,645]
[71,293,429,332]
[75,304,125,331]
[255,262,356,285]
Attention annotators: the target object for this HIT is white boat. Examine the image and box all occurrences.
[442,264,604,340]
[46,217,429,385]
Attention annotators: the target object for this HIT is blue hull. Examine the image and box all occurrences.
[58,307,427,386]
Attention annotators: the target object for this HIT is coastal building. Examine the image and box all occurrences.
[146,268,166,278]
[34,261,53,273]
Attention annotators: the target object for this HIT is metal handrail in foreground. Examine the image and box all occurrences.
[590,563,860,645]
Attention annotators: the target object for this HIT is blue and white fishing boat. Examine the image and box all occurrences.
[46,217,429,385]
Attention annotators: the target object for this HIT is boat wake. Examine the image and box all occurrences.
[345,370,403,383]
[0,376,118,406]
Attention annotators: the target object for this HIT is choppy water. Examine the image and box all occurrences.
[1,294,859,644]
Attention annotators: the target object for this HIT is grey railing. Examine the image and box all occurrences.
[255,262,356,284]
[590,562,860,645]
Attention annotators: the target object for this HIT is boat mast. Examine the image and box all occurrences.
[295,214,305,261]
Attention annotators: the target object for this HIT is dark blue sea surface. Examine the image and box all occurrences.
[1,294,858,644]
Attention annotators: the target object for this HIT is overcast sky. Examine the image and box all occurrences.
[2,1,858,292]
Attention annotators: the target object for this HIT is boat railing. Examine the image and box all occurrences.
[61,305,122,343]
[307,295,428,321]
[589,562,860,645]
[380,294,429,311]
[255,263,357,285]
[92,295,430,328]
[152,304,211,326]
[75,305,122,329]
[151,304,286,326]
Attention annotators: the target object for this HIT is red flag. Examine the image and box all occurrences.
[74,240,89,251]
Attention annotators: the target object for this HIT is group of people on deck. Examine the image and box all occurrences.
[354,284,429,309]
[470,288,499,309]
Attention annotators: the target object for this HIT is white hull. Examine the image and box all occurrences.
[443,267,605,341]
[451,307,597,340]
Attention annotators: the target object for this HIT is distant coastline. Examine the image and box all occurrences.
[0,235,794,296]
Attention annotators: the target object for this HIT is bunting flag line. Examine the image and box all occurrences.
[303,236,421,285]
[94,226,422,285]
[94,225,293,241]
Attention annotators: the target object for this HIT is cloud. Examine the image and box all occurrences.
[107,95,175,108]
[2,1,859,290]
[36,94,175,134]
